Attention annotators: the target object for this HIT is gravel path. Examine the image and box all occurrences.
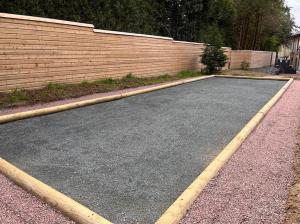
[0,173,75,224]
[181,80,300,224]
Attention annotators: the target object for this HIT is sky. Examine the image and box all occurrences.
[286,0,300,28]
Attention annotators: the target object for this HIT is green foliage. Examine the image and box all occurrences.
[9,89,28,103]
[176,70,200,78]
[235,0,294,50]
[80,80,89,86]
[201,45,228,74]
[0,71,204,108]
[0,0,295,49]
[100,78,116,85]
[199,0,237,47]
[46,82,65,90]
[200,25,224,48]
[264,36,281,51]
[123,73,135,80]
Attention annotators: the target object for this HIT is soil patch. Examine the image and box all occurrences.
[0,71,202,109]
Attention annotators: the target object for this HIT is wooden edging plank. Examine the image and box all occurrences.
[155,78,294,224]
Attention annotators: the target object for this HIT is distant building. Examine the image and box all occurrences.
[278,32,300,71]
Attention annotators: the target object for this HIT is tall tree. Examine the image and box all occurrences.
[234,0,294,50]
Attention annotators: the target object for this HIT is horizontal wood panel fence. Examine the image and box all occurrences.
[229,50,276,69]
[0,13,275,92]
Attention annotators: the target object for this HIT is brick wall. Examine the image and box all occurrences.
[0,13,275,92]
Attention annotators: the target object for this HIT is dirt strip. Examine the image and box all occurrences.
[181,80,300,224]
[0,173,75,224]
[0,83,171,116]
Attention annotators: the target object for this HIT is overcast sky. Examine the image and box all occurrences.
[286,0,300,28]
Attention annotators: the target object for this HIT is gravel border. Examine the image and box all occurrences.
[181,81,300,224]
[0,173,75,224]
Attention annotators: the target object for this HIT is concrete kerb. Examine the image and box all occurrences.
[155,78,294,224]
[0,75,293,224]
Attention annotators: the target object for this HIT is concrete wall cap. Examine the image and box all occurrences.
[172,40,204,45]
[93,29,173,40]
[0,13,94,28]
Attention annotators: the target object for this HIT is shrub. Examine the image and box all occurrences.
[46,82,65,90]
[100,78,116,85]
[81,80,89,85]
[176,70,199,78]
[123,73,134,80]
[241,61,250,70]
[201,45,228,74]
[9,89,28,103]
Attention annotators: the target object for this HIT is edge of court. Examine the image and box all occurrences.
[155,77,294,224]
[0,75,292,224]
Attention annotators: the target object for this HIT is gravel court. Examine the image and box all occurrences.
[0,77,286,223]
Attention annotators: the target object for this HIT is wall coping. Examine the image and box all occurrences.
[172,40,203,45]
[0,13,94,28]
[0,12,232,46]
[93,29,173,40]
[231,50,275,53]
[0,12,204,43]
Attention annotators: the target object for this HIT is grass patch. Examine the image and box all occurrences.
[0,70,204,109]
[175,70,200,78]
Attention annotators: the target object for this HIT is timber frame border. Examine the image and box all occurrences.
[0,75,293,224]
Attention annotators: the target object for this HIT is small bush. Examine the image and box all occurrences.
[201,45,228,74]
[9,89,28,103]
[176,70,198,78]
[81,80,89,85]
[46,82,65,90]
[123,73,135,80]
[100,78,116,85]
[159,74,172,79]
[241,61,250,70]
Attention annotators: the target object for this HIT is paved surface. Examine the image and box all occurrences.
[251,66,277,74]
[181,81,300,224]
[0,77,285,223]
[0,173,75,224]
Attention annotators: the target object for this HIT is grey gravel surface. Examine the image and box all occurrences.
[0,77,285,223]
